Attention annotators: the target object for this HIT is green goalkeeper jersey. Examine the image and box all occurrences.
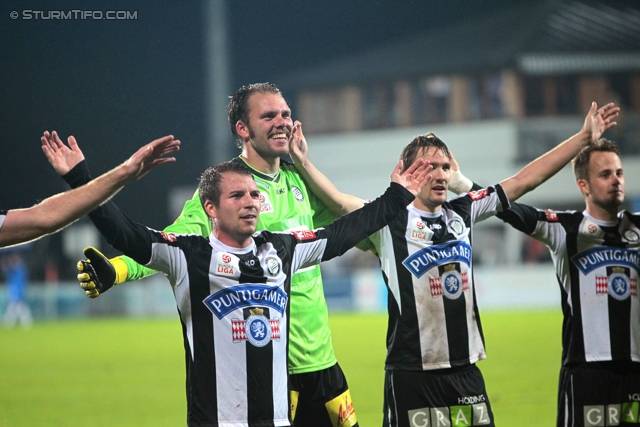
[119,156,339,374]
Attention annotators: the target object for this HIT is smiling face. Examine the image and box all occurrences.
[204,171,261,248]
[237,92,293,162]
[412,147,451,212]
[579,151,625,218]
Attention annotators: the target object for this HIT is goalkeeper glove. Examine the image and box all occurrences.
[77,247,117,298]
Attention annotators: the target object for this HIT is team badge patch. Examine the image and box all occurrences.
[596,269,636,299]
[625,230,639,242]
[545,209,559,222]
[259,192,274,214]
[292,230,316,241]
[291,185,305,202]
[429,265,468,299]
[231,308,281,347]
[215,252,238,277]
[468,189,488,201]
[160,231,177,242]
[448,218,464,237]
[409,218,433,243]
[265,256,281,276]
[441,265,464,299]
[608,268,631,301]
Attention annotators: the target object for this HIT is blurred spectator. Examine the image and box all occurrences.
[1,248,33,328]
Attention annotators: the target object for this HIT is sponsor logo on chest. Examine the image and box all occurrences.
[215,252,239,278]
[403,241,472,279]
[571,247,640,276]
[259,192,274,214]
[203,284,288,319]
[409,218,434,243]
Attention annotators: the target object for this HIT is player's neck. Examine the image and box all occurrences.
[241,148,280,175]
[412,198,442,214]
[212,228,254,249]
[585,202,619,223]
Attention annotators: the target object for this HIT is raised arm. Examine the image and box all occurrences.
[292,157,432,269]
[500,102,619,203]
[289,121,365,215]
[0,133,180,248]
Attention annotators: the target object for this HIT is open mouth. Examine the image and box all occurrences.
[432,185,446,192]
[270,132,288,142]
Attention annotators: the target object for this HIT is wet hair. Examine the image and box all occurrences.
[199,161,253,207]
[399,133,451,172]
[572,138,621,182]
[227,82,284,148]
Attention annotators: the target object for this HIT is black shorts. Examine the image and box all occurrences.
[290,363,359,427]
[557,361,640,427]
[384,365,494,427]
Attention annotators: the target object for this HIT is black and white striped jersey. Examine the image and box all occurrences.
[366,185,509,371]
[87,183,414,427]
[497,204,640,365]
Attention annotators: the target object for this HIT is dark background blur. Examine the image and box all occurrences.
[0,0,531,278]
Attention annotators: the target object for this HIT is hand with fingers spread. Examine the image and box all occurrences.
[391,158,433,196]
[582,102,620,145]
[121,135,181,182]
[41,131,85,175]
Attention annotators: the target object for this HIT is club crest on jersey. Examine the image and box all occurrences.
[448,218,464,237]
[571,247,640,276]
[429,264,469,299]
[203,284,288,319]
[409,218,433,243]
[403,241,472,278]
[259,192,274,214]
[265,256,281,276]
[596,268,636,300]
[231,308,281,347]
[625,230,639,242]
[215,252,238,277]
[291,185,305,202]
[160,231,177,242]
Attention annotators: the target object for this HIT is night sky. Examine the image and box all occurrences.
[0,0,526,274]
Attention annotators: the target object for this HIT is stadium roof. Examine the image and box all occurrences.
[278,0,640,91]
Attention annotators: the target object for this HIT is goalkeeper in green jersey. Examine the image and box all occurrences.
[74,83,360,427]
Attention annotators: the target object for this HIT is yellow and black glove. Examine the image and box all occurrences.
[77,247,117,298]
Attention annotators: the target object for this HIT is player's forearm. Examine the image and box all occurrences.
[320,182,413,261]
[0,166,129,247]
[295,158,364,216]
[88,199,153,266]
[501,129,590,202]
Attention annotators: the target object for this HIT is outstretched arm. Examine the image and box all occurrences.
[0,134,180,248]
[500,102,619,203]
[289,121,366,215]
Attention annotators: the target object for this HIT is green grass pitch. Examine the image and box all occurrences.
[0,310,561,426]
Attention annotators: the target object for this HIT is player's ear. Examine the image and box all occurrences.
[236,121,250,140]
[204,200,217,220]
[577,179,590,197]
